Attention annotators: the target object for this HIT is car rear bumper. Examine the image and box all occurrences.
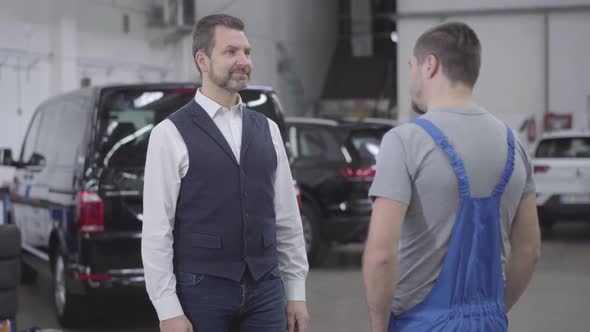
[68,231,145,295]
[66,265,146,295]
[537,195,590,222]
[322,215,370,243]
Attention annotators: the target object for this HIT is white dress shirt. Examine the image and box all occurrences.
[141,90,309,321]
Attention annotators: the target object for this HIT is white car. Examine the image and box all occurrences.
[533,130,590,233]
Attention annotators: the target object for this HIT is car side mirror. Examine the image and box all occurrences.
[0,148,16,167]
[284,142,295,163]
[28,152,47,171]
[31,152,47,166]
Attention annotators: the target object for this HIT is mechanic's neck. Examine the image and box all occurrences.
[426,83,476,111]
[201,84,240,110]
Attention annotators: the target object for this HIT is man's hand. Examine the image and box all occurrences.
[160,315,193,332]
[287,301,309,332]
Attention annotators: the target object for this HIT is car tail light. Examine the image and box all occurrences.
[338,167,376,180]
[171,88,198,94]
[78,191,105,233]
[79,273,110,281]
[534,165,550,174]
[294,181,302,206]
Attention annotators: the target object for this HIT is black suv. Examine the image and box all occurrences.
[0,83,288,326]
[286,117,395,264]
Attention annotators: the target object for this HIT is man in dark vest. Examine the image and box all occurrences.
[142,14,309,332]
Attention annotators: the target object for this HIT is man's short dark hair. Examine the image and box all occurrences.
[414,22,481,88]
[192,14,245,71]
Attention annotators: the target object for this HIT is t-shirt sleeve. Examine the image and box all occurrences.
[369,130,412,205]
[516,136,536,197]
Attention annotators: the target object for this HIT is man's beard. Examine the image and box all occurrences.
[211,65,250,92]
[412,101,426,115]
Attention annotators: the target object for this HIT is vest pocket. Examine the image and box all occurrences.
[263,228,276,247]
[176,271,205,286]
[191,232,222,248]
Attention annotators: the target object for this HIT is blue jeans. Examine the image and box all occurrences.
[176,267,286,332]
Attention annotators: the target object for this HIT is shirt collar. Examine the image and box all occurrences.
[429,105,487,115]
[194,89,243,119]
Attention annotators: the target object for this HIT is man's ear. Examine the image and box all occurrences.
[195,51,209,73]
[424,54,439,79]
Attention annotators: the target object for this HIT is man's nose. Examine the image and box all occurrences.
[236,51,251,67]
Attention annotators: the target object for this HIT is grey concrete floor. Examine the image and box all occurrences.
[15,223,590,332]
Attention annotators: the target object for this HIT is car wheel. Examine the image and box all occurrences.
[300,202,326,266]
[52,250,87,327]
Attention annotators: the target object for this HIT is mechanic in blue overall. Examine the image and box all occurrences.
[363,22,541,331]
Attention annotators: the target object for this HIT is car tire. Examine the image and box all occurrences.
[300,202,326,266]
[0,289,17,319]
[0,225,19,319]
[52,249,88,328]
[0,225,20,258]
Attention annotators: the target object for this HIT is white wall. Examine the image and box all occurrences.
[194,0,279,93]
[444,14,546,128]
[396,0,590,134]
[398,0,590,13]
[194,0,338,115]
[0,19,52,152]
[396,17,440,123]
[274,0,338,114]
[0,0,337,152]
[0,0,171,153]
[549,12,590,129]
[0,0,153,40]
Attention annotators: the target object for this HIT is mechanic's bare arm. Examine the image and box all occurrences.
[363,197,407,332]
[504,192,541,312]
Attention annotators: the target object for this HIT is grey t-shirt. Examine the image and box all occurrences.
[369,107,535,315]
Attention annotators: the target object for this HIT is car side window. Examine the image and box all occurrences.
[239,90,288,142]
[20,101,62,167]
[536,137,590,158]
[33,102,62,167]
[54,99,91,167]
[20,109,44,165]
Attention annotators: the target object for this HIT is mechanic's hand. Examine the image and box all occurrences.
[287,301,310,332]
[160,315,193,332]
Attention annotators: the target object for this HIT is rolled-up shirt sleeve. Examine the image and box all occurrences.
[141,120,188,321]
[268,119,309,301]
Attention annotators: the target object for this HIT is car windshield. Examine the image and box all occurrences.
[294,125,390,164]
[95,87,283,168]
[347,128,390,164]
[296,127,348,162]
[535,137,590,158]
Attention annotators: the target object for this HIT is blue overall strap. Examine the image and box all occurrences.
[492,125,516,196]
[412,118,471,198]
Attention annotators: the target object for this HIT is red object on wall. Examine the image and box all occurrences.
[527,117,537,143]
[544,113,573,131]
